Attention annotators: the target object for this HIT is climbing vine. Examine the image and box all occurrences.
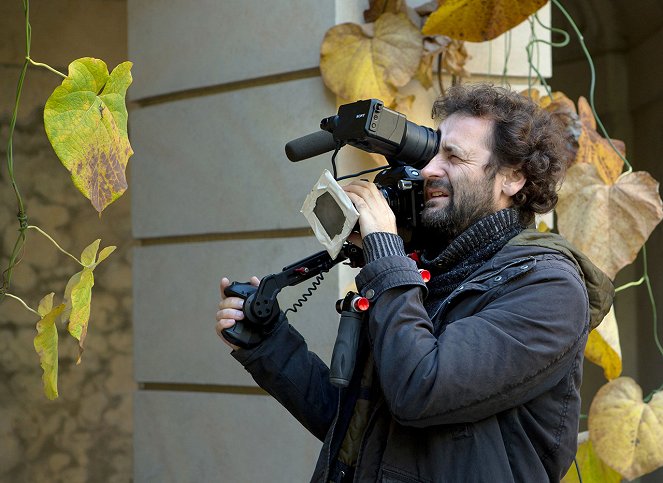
[1,0,133,399]
[319,0,663,480]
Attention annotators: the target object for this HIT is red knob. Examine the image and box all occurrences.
[352,297,370,312]
[419,269,431,283]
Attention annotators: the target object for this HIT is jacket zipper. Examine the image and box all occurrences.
[323,387,342,482]
[352,398,385,482]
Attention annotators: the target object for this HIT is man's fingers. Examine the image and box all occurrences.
[216,307,245,321]
[344,181,387,207]
[217,296,244,311]
[220,277,231,298]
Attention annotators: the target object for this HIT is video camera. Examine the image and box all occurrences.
[222,100,439,376]
[286,99,440,246]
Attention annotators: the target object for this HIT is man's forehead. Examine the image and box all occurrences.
[437,114,493,151]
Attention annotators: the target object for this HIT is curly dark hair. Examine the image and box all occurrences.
[432,83,570,225]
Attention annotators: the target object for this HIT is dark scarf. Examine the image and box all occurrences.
[420,208,526,315]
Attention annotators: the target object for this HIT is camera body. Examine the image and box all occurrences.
[320,99,439,170]
[374,166,425,244]
[320,99,438,245]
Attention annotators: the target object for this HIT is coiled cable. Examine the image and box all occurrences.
[285,273,325,316]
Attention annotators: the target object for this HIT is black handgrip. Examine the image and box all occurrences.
[329,310,364,387]
[222,282,263,349]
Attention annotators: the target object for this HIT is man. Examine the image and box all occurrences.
[216,84,614,482]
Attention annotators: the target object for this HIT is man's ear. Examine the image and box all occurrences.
[501,169,526,197]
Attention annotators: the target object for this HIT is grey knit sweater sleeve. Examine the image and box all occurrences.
[362,232,407,263]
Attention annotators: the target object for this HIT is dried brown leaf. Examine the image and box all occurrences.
[442,39,470,77]
[557,163,663,279]
[364,0,407,22]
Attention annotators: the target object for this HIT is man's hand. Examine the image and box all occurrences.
[215,276,260,351]
[343,180,397,238]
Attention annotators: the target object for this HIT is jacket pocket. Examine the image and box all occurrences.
[380,467,430,483]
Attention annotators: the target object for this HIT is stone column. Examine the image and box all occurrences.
[129,1,552,481]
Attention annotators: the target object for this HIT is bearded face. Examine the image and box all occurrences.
[421,170,499,239]
[420,114,505,241]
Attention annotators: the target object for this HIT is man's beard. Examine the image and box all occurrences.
[420,174,498,241]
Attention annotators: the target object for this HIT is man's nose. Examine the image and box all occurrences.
[421,153,445,179]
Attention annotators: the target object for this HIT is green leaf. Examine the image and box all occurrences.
[95,245,117,266]
[80,239,101,266]
[43,57,133,213]
[37,292,55,316]
[61,239,116,363]
[34,294,65,400]
[63,268,94,364]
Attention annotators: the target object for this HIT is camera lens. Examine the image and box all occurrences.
[395,121,439,169]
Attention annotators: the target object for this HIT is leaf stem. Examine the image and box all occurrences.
[641,245,663,358]
[27,226,82,265]
[3,292,40,317]
[501,30,512,86]
[27,57,66,78]
[614,277,645,293]
[525,16,552,98]
[551,0,633,174]
[644,383,663,403]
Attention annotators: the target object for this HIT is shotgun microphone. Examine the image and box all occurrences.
[285,130,337,162]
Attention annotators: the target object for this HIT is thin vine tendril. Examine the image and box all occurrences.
[500,30,512,86]
[552,0,632,174]
[27,57,66,78]
[548,1,661,398]
[27,226,82,265]
[3,293,40,317]
[1,0,32,302]
[0,0,72,305]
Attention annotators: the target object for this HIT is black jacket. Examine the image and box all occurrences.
[232,230,614,482]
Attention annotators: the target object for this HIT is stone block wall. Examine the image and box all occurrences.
[0,1,132,482]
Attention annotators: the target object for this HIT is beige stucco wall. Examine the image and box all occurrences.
[0,1,133,482]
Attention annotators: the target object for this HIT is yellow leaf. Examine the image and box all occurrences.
[557,163,663,279]
[422,0,548,41]
[536,220,550,232]
[37,292,55,316]
[96,245,116,265]
[63,268,94,364]
[589,378,663,480]
[320,13,422,106]
[576,97,625,185]
[33,295,65,400]
[60,240,115,364]
[43,58,133,213]
[585,306,622,380]
[561,432,622,483]
[80,239,101,266]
